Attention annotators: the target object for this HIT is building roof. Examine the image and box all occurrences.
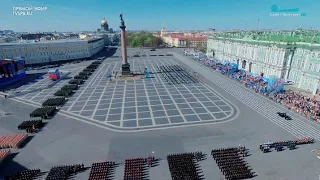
[0,38,103,46]
[208,36,320,51]
[169,34,207,41]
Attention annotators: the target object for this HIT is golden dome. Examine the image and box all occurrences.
[101,18,107,25]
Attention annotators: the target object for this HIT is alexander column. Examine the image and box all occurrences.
[119,14,131,76]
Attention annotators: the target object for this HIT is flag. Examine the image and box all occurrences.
[258,19,260,24]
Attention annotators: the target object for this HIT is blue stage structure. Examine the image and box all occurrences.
[226,62,239,75]
[198,57,284,94]
[266,75,284,94]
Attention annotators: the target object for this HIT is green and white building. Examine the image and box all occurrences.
[207,30,320,94]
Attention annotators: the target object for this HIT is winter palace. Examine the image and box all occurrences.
[207,30,320,94]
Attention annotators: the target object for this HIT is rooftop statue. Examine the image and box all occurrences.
[119,14,125,27]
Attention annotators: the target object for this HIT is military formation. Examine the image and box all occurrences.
[167,152,205,180]
[260,138,314,153]
[212,147,255,180]
[157,65,199,85]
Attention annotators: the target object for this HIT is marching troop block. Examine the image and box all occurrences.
[83,68,94,73]
[18,120,43,131]
[46,164,85,180]
[61,84,78,91]
[79,71,91,76]
[54,89,73,97]
[211,147,255,180]
[92,61,101,65]
[87,64,99,69]
[167,152,204,180]
[259,138,314,153]
[5,169,41,180]
[123,158,148,180]
[74,75,88,80]
[158,65,199,85]
[88,161,116,180]
[68,79,84,85]
[0,150,10,163]
[42,98,65,107]
[0,133,28,149]
[30,107,56,119]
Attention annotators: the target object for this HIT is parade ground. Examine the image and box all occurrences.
[1,48,320,179]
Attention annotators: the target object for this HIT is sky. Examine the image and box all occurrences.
[1,0,319,32]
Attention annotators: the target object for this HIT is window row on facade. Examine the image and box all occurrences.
[0,39,104,65]
[207,38,320,92]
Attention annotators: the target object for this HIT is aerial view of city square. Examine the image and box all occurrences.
[0,0,320,179]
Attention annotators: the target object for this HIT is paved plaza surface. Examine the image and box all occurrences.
[0,48,320,179]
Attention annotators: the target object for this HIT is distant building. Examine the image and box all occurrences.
[101,18,109,32]
[207,30,320,93]
[0,38,104,65]
[97,18,119,46]
[162,34,207,48]
[160,26,166,38]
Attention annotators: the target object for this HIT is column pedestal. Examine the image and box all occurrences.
[121,63,132,76]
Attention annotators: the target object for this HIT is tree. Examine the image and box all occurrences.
[199,46,207,53]
[130,36,141,47]
[127,31,163,47]
[145,37,153,47]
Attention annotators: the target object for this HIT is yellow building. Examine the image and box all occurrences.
[162,34,207,48]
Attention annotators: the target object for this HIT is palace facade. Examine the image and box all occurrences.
[207,30,320,93]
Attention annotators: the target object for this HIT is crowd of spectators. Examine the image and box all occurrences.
[270,91,320,123]
[210,62,269,94]
[202,58,320,124]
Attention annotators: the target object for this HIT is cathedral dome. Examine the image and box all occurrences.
[101,18,107,25]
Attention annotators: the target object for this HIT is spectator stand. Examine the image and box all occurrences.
[197,56,285,95]
[4,169,44,180]
[29,106,56,119]
[167,152,205,180]
[88,161,118,180]
[0,133,28,149]
[211,147,256,180]
[270,89,320,123]
[45,164,87,180]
